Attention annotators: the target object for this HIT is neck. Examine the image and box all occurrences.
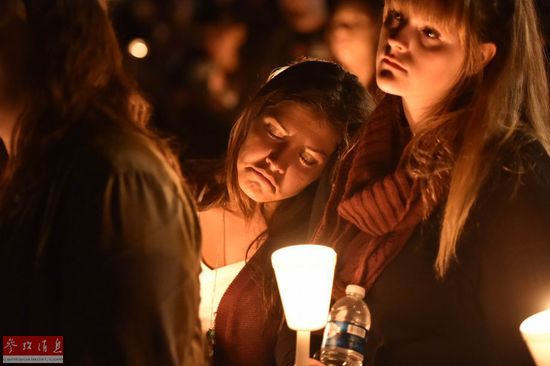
[261,201,280,221]
[402,98,432,134]
[223,197,277,223]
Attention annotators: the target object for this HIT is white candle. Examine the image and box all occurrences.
[272,244,337,366]
[520,308,550,366]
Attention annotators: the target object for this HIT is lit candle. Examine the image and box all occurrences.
[272,244,337,366]
[520,308,550,366]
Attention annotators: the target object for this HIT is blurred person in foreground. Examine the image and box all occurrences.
[0,1,206,365]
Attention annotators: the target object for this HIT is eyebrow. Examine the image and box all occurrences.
[264,115,289,135]
[265,110,331,159]
[305,146,329,159]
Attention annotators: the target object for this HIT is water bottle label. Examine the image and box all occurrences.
[321,320,367,360]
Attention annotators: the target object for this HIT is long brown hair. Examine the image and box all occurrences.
[380,0,550,276]
[199,59,371,214]
[198,59,371,315]
[0,0,184,209]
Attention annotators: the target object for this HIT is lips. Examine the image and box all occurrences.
[250,167,276,191]
[382,57,406,72]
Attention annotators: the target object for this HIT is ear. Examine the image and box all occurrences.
[479,42,497,68]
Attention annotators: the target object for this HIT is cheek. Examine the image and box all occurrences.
[237,134,269,164]
[414,52,463,95]
[280,164,325,196]
[416,46,462,79]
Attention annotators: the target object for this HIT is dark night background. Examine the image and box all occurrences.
[108,0,550,163]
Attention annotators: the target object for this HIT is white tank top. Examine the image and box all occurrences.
[199,260,246,333]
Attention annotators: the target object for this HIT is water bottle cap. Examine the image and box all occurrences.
[345,284,365,299]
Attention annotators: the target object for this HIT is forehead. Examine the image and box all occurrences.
[333,4,374,23]
[335,1,373,16]
[261,100,341,145]
[385,0,466,34]
[262,101,327,127]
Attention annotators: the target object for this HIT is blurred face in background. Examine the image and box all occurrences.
[328,1,380,88]
[204,21,247,74]
[278,0,328,33]
[237,101,340,204]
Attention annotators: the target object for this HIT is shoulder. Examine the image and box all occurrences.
[52,123,198,230]
[482,141,550,209]
[459,140,550,269]
[57,123,182,199]
[198,205,224,227]
[89,128,174,181]
[52,124,201,251]
[462,140,550,274]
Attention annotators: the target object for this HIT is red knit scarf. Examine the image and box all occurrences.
[313,96,445,295]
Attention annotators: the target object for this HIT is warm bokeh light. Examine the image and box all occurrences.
[127,38,148,59]
[520,308,550,366]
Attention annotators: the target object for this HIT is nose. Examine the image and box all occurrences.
[386,24,409,52]
[265,150,286,174]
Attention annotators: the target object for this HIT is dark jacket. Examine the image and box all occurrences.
[363,144,550,365]
[0,123,206,366]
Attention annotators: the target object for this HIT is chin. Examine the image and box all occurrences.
[244,192,270,204]
[239,183,273,204]
[376,72,403,96]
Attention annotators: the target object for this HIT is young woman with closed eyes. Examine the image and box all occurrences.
[188,59,370,366]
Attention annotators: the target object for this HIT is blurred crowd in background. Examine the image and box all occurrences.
[109,0,550,162]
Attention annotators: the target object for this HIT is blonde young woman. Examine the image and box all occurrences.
[313,0,550,365]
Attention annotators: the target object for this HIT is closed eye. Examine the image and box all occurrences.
[299,152,319,167]
[264,121,285,140]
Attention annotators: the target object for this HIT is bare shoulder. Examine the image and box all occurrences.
[199,206,224,226]
[199,206,225,266]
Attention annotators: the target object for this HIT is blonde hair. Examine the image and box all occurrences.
[385,0,550,277]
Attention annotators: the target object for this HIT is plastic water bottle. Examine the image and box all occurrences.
[319,284,370,366]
